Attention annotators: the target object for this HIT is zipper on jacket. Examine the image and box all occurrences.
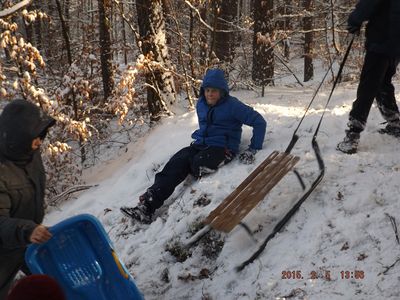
[203,107,214,144]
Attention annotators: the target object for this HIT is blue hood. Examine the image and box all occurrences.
[200,69,229,97]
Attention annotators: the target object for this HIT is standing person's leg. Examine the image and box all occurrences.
[337,51,390,153]
[0,252,24,299]
[376,57,400,135]
[0,268,17,300]
[190,146,228,178]
[349,52,391,130]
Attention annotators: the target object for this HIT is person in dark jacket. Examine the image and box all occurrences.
[121,69,267,224]
[337,0,400,154]
[0,99,55,299]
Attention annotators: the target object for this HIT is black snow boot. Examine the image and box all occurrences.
[120,191,154,224]
[337,131,360,154]
[378,120,400,137]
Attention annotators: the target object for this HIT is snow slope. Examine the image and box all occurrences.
[46,82,400,300]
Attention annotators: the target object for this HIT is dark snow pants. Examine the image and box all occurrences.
[348,51,400,132]
[147,144,233,212]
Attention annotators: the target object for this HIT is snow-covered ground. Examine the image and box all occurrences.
[45,80,400,299]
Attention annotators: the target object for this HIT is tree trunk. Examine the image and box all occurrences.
[55,0,87,163]
[55,0,72,65]
[98,0,114,101]
[44,1,55,61]
[303,0,314,82]
[23,18,34,44]
[136,0,176,121]
[213,0,237,66]
[120,2,128,65]
[33,2,42,51]
[199,3,208,68]
[252,0,274,87]
[278,0,291,59]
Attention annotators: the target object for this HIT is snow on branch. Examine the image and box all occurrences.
[0,0,33,18]
[184,1,213,31]
[184,1,250,34]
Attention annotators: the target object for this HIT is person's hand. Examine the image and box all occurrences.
[347,24,360,35]
[29,225,52,244]
[239,148,257,164]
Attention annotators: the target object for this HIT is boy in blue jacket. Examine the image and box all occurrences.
[121,69,266,224]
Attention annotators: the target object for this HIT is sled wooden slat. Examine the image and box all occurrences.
[204,151,300,233]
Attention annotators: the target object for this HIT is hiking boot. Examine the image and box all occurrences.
[378,120,400,137]
[120,202,153,224]
[337,131,360,154]
[121,190,154,224]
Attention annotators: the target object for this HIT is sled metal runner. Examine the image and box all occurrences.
[183,36,354,270]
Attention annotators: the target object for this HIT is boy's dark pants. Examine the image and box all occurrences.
[147,144,231,212]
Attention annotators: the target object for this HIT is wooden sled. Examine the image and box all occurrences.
[184,150,301,247]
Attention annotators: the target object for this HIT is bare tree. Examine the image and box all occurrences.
[252,0,274,92]
[213,0,238,67]
[55,0,72,65]
[98,0,114,101]
[199,2,208,68]
[277,0,292,59]
[136,0,176,120]
[303,0,314,82]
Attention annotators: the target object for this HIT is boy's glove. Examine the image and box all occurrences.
[239,148,257,164]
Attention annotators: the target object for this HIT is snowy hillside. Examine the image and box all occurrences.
[46,82,400,300]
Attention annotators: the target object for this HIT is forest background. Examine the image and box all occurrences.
[0,0,364,203]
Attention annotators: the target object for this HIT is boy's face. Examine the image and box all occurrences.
[204,87,221,106]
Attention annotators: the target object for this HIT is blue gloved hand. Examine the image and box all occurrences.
[239,148,257,164]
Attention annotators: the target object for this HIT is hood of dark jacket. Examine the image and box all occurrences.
[0,99,56,163]
[199,69,230,98]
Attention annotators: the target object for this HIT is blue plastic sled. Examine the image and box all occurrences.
[25,214,144,300]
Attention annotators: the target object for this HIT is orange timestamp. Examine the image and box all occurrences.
[281,270,365,280]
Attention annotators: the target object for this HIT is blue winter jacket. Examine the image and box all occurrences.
[191,69,267,154]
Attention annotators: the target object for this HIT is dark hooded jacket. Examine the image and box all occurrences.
[191,69,267,154]
[348,0,400,56]
[0,100,55,255]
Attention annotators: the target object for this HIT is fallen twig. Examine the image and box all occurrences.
[48,184,97,206]
[385,213,399,244]
[378,257,400,276]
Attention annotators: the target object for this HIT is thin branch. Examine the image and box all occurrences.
[112,0,141,49]
[0,0,32,18]
[185,0,250,34]
[378,257,400,276]
[274,53,304,87]
[48,184,97,206]
[385,213,400,245]
[184,0,214,31]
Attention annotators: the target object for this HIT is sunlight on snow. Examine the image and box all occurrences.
[261,103,350,118]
